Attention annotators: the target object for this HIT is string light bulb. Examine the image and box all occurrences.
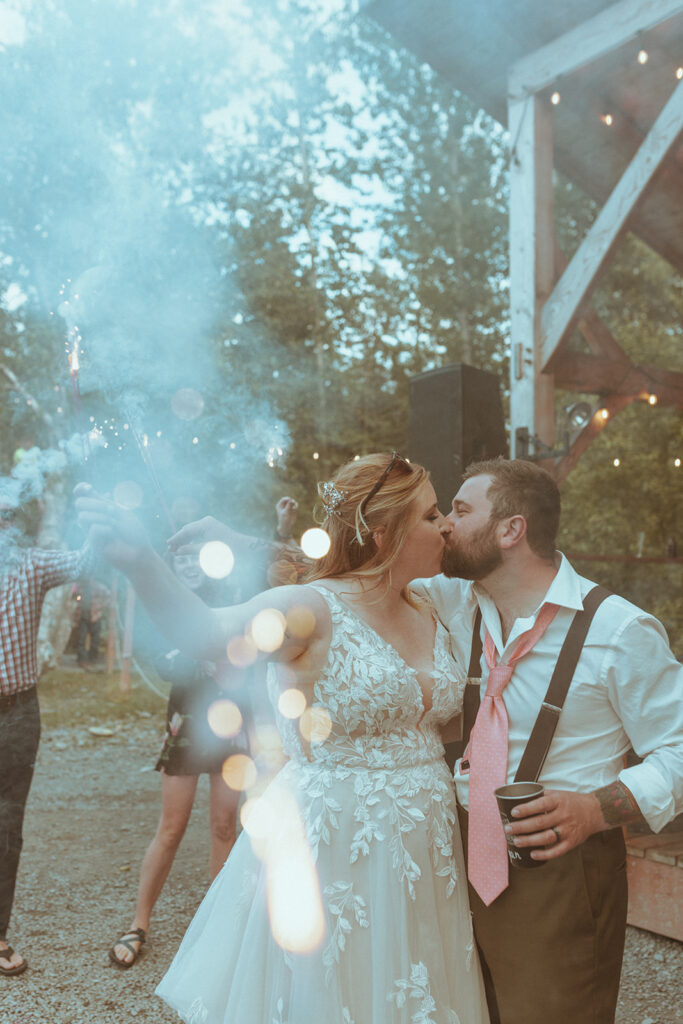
[637,49,648,64]
[312,451,319,460]
[598,408,609,421]
[676,67,683,80]
[675,458,681,468]
[551,91,561,105]
[648,394,658,406]
[613,458,621,467]
[601,113,614,127]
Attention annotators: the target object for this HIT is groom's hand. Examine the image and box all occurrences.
[503,789,606,861]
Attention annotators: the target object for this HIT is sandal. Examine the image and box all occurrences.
[0,945,28,976]
[108,927,146,969]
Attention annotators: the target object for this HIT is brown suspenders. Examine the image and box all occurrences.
[443,586,611,780]
[514,584,610,782]
[443,607,482,773]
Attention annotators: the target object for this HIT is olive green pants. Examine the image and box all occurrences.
[458,805,628,1024]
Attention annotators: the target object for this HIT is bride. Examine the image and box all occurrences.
[77,452,489,1024]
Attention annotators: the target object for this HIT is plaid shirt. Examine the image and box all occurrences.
[0,546,93,696]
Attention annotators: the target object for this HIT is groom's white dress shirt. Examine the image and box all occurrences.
[418,554,683,833]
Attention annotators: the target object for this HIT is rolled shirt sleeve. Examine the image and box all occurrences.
[416,568,683,833]
[603,613,683,833]
[29,544,96,593]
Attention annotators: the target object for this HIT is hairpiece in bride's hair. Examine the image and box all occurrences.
[320,481,347,516]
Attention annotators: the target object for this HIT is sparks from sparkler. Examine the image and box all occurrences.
[61,281,93,478]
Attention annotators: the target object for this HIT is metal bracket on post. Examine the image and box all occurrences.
[515,426,569,462]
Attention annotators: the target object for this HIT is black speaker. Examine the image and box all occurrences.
[409,364,508,512]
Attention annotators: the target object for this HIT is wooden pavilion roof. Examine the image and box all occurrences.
[359,0,683,275]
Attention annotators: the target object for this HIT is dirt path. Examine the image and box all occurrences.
[2,668,682,1023]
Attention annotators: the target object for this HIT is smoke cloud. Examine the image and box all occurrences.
[0,0,301,542]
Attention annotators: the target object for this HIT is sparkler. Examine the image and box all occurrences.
[124,412,177,534]
[62,294,93,480]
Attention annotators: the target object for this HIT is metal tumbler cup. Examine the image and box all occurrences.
[495,781,545,869]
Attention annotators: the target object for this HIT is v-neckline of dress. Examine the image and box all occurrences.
[315,586,442,723]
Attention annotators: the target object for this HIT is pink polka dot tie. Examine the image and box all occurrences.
[467,603,559,906]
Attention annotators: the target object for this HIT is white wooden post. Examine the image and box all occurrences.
[508,93,555,458]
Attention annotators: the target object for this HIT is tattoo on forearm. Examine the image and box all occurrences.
[594,781,646,827]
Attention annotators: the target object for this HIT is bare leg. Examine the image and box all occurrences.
[208,772,239,879]
[112,772,198,964]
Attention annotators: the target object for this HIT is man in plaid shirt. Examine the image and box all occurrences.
[0,512,93,977]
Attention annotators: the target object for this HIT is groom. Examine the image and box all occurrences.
[422,458,683,1024]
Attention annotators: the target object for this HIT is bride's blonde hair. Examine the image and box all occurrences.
[305,452,430,585]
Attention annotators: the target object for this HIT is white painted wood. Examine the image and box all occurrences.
[509,94,555,458]
[509,0,683,99]
[541,78,683,369]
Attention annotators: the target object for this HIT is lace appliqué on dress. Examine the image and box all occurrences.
[322,881,369,981]
[389,963,464,1024]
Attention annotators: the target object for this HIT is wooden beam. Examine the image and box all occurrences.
[509,0,683,99]
[554,242,630,364]
[509,94,555,458]
[553,351,683,405]
[540,79,683,370]
[574,307,630,364]
[556,145,683,279]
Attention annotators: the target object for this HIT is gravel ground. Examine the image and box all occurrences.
[2,675,682,1024]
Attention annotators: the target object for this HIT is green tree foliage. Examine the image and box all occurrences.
[0,0,679,644]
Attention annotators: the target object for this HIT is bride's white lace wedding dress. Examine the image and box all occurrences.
[156,586,489,1024]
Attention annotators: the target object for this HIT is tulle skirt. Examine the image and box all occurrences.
[156,758,489,1024]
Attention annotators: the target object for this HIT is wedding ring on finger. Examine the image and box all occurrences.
[550,826,561,845]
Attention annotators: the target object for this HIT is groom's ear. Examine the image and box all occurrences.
[371,525,386,549]
[499,514,527,549]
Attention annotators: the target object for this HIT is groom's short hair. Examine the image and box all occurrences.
[463,458,560,559]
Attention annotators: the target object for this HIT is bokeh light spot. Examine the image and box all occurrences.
[299,706,332,744]
[286,605,316,640]
[266,795,325,953]
[300,528,331,559]
[171,388,204,421]
[250,608,286,653]
[251,724,286,772]
[226,634,258,667]
[239,794,283,846]
[113,480,143,510]
[277,688,307,720]
[222,754,257,791]
[199,540,234,579]
[207,699,243,739]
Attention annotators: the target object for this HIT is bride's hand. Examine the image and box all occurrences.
[74,483,152,571]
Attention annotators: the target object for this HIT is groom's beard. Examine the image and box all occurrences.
[441,519,503,580]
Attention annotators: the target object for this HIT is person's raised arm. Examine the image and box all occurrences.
[167,514,277,559]
[75,486,324,664]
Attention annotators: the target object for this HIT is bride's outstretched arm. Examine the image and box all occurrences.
[74,485,321,664]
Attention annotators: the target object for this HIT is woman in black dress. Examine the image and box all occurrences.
[108,552,252,968]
